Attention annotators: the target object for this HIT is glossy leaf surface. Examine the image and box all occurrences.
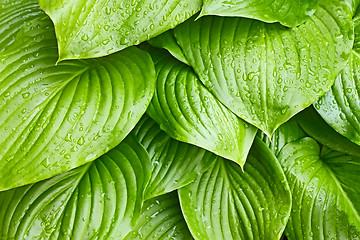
[0,7,155,190]
[179,138,292,240]
[133,115,217,200]
[0,136,151,240]
[174,0,353,135]
[200,0,319,27]
[147,48,257,166]
[38,0,202,60]
[278,138,360,239]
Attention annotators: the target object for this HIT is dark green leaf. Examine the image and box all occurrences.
[179,138,292,240]
[0,135,151,240]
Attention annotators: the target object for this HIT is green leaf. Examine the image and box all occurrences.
[178,137,292,240]
[148,30,189,65]
[0,11,155,190]
[199,0,319,27]
[124,191,193,240]
[258,117,306,156]
[0,0,44,52]
[38,0,202,61]
[174,0,353,136]
[0,135,152,240]
[278,137,360,239]
[146,48,257,166]
[296,106,360,156]
[132,115,217,200]
[315,51,360,146]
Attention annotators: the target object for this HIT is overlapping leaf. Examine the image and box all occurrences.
[0,135,152,240]
[38,0,202,61]
[146,48,257,166]
[278,138,360,239]
[0,5,155,191]
[124,191,193,240]
[179,138,292,240]
[199,0,319,27]
[174,0,353,135]
[133,115,217,200]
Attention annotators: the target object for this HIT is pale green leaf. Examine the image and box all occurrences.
[38,0,202,61]
[200,0,319,27]
[174,0,353,136]
[0,7,155,191]
[0,135,152,240]
[178,137,292,240]
[146,48,257,166]
[278,137,360,239]
[124,191,193,240]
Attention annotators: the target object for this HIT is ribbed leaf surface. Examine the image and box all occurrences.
[38,0,202,60]
[0,5,155,190]
[200,0,319,27]
[0,135,151,240]
[147,49,257,166]
[133,115,217,200]
[278,138,360,240]
[179,138,292,240]
[125,191,193,240]
[174,0,353,135]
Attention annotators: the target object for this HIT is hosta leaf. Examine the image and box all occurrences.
[0,135,152,240]
[132,115,217,200]
[124,191,193,240]
[278,137,360,239]
[200,0,319,27]
[0,0,43,51]
[146,48,257,166]
[296,107,360,156]
[258,117,306,156]
[178,137,292,240]
[0,10,155,190]
[148,31,189,65]
[174,0,353,136]
[315,26,360,146]
[38,0,202,61]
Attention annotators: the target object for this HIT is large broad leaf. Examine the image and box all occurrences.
[178,137,292,240]
[0,0,44,51]
[278,137,360,239]
[199,0,319,27]
[315,15,360,146]
[0,8,155,191]
[297,107,360,156]
[132,115,217,200]
[146,48,257,166]
[174,0,353,136]
[124,191,193,240]
[0,135,152,240]
[38,0,202,61]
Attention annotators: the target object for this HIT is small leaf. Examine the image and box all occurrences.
[278,137,360,239]
[124,191,193,240]
[0,135,152,240]
[133,115,217,200]
[0,7,155,191]
[38,0,202,60]
[146,48,257,166]
[200,0,319,27]
[174,0,353,135]
[178,137,292,240]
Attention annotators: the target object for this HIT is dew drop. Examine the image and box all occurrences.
[81,34,89,41]
[22,92,30,98]
[64,154,71,159]
[78,136,85,146]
